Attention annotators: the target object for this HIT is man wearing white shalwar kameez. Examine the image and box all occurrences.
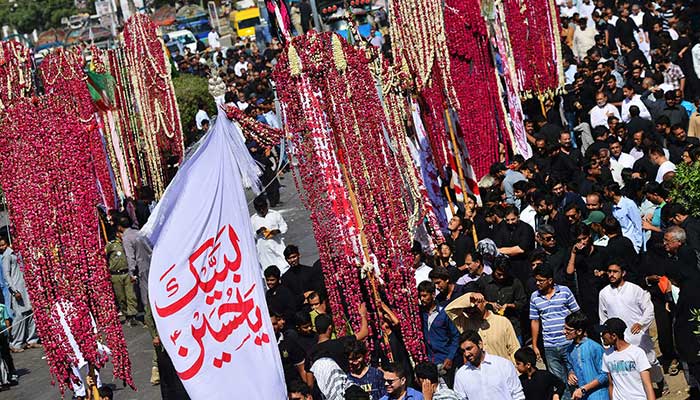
[251,196,289,275]
[599,262,666,390]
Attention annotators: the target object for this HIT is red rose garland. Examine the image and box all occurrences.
[0,41,32,109]
[274,32,426,360]
[0,96,133,394]
[224,105,284,147]
[442,0,508,177]
[40,48,116,209]
[502,0,564,97]
[123,14,185,196]
[387,0,458,106]
[107,47,153,192]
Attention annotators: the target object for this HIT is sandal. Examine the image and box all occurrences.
[669,359,680,376]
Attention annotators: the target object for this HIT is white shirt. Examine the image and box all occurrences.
[579,1,595,26]
[415,263,432,287]
[612,152,635,170]
[621,95,652,122]
[250,210,290,274]
[609,159,625,187]
[565,64,578,85]
[629,146,645,161]
[234,61,249,77]
[454,353,525,400]
[207,30,220,49]
[692,43,700,79]
[630,12,645,29]
[561,5,578,17]
[590,103,620,128]
[456,267,492,286]
[602,345,651,400]
[599,282,655,351]
[520,205,537,232]
[655,160,676,183]
[195,109,210,130]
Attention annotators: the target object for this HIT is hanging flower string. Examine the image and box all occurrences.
[123,14,185,196]
[0,96,133,394]
[224,105,284,147]
[274,31,425,360]
[40,48,117,210]
[0,41,32,110]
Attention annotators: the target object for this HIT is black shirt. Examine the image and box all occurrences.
[266,284,299,323]
[566,245,608,326]
[282,263,325,302]
[277,331,306,384]
[603,235,640,283]
[444,232,475,267]
[520,369,565,400]
[680,217,700,253]
[308,336,356,372]
[493,221,536,283]
[477,275,528,336]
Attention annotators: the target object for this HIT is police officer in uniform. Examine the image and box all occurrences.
[106,230,138,326]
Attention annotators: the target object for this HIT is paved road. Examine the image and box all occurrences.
[0,173,318,400]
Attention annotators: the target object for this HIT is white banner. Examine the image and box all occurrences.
[146,109,286,399]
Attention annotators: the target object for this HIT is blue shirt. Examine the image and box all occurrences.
[421,305,460,364]
[530,285,580,348]
[348,366,386,400]
[566,338,609,400]
[612,196,643,252]
[379,387,424,400]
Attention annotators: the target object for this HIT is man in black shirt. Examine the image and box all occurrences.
[265,266,299,323]
[281,245,325,304]
[444,215,475,267]
[600,217,640,283]
[307,305,369,372]
[667,125,699,164]
[271,311,307,385]
[564,223,607,336]
[494,206,535,284]
[515,347,565,400]
[663,203,700,252]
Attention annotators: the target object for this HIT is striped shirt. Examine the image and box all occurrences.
[433,386,463,400]
[529,285,580,348]
[311,358,350,400]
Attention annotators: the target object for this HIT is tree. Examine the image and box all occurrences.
[172,73,216,137]
[670,162,700,217]
[0,0,96,34]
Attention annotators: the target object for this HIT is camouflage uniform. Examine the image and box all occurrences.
[106,239,137,318]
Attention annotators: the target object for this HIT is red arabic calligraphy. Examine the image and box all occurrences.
[154,224,270,380]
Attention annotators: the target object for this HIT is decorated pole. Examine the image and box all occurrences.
[445,109,469,202]
[339,162,395,363]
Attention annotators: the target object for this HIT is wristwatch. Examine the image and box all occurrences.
[580,387,588,395]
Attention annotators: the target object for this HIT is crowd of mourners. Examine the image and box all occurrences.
[1,0,692,398]
[237,1,700,400]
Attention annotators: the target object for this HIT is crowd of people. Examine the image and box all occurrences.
[0,0,699,399]
[239,1,700,400]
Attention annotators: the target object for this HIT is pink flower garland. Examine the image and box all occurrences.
[0,41,32,109]
[502,0,562,95]
[40,48,116,210]
[224,105,284,147]
[274,32,425,360]
[123,14,185,195]
[0,95,133,393]
[442,0,509,177]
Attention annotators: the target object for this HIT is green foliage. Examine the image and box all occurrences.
[0,0,93,34]
[172,73,216,135]
[670,162,700,218]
